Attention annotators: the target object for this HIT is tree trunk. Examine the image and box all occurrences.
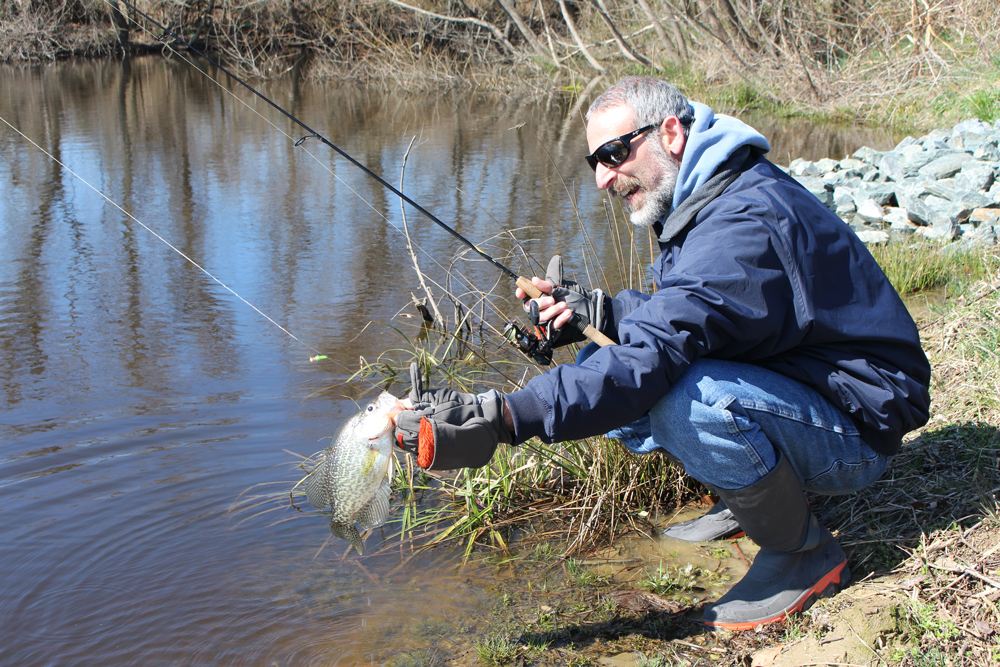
[589,0,652,67]
[495,0,552,63]
[111,1,130,51]
[660,0,690,61]
[634,0,680,64]
[556,0,607,74]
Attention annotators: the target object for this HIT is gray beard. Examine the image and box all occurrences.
[614,148,680,228]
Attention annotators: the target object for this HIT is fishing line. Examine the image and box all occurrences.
[0,113,323,357]
[104,0,522,282]
[99,1,618,352]
[97,0,528,333]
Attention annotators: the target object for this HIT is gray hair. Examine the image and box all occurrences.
[586,76,694,137]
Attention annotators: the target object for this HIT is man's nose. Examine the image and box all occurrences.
[594,163,616,190]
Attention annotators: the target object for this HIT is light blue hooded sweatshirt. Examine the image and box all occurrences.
[669,101,771,215]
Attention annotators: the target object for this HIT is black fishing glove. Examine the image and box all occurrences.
[394,363,513,470]
[533,255,606,348]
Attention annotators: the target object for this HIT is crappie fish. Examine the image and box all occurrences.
[305,392,403,554]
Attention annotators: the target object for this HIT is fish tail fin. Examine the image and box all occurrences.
[330,521,365,555]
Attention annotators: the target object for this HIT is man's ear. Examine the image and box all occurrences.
[659,115,687,161]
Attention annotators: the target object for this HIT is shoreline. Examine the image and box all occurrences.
[3,0,998,130]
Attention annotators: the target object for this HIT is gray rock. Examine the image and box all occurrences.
[932,214,960,239]
[852,146,882,165]
[834,187,857,216]
[902,145,938,171]
[857,199,885,224]
[970,207,1000,226]
[917,223,958,241]
[922,137,950,151]
[855,229,890,244]
[896,180,938,202]
[949,134,986,151]
[953,191,996,209]
[990,182,1000,203]
[954,163,996,192]
[885,207,917,233]
[921,180,957,200]
[973,143,1000,161]
[789,158,820,178]
[854,183,897,207]
[796,176,834,208]
[897,191,935,226]
[815,158,839,173]
[822,172,844,188]
[894,136,918,151]
[879,153,907,182]
[918,152,975,180]
[924,195,953,212]
[847,215,868,231]
[953,119,994,135]
[963,223,997,246]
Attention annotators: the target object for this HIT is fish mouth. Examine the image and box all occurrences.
[375,392,406,430]
[370,391,407,440]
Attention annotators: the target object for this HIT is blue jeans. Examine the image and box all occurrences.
[579,346,888,494]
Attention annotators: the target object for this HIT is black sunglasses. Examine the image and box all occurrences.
[585,124,656,171]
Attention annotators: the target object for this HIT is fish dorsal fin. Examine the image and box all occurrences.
[354,474,391,535]
[304,453,331,510]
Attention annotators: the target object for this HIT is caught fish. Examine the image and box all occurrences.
[304,392,404,554]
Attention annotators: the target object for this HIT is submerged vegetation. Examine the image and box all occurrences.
[3,0,999,127]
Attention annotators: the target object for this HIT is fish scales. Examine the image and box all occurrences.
[304,392,401,554]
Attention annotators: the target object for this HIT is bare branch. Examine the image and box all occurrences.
[556,0,607,74]
[494,0,551,64]
[588,0,652,66]
[385,0,518,57]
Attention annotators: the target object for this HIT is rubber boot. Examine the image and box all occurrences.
[660,499,744,541]
[701,456,850,631]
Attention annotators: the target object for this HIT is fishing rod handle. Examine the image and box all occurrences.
[516,277,615,348]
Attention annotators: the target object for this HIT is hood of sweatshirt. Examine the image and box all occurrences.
[670,101,770,215]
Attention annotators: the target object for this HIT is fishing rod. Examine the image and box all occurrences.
[108,0,614,356]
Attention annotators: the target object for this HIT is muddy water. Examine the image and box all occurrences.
[0,59,903,665]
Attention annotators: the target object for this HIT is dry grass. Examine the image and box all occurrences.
[4,0,1000,123]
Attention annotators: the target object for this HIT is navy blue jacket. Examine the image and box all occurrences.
[504,151,931,455]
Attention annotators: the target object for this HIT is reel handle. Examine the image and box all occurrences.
[516,276,614,348]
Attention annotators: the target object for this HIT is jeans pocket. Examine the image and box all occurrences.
[806,455,889,495]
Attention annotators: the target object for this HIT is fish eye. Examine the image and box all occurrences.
[366,404,375,413]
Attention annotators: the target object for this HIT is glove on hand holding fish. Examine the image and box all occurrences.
[303,392,405,555]
[394,363,512,470]
[525,255,606,348]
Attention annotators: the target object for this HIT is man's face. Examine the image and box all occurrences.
[586,106,680,227]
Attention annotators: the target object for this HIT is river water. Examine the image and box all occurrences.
[0,58,903,666]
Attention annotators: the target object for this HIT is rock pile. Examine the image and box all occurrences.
[784,118,1000,246]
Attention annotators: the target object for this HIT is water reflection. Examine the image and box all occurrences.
[0,58,905,665]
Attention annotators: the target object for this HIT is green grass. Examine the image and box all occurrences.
[869,241,997,295]
[963,87,1000,123]
[475,633,519,665]
[638,561,703,596]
